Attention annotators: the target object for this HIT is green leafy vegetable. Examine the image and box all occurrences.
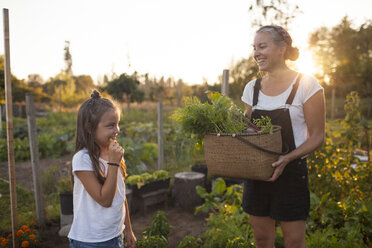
[170,92,246,141]
[253,115,274,134]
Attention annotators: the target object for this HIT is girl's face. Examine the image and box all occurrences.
[94,108,120,150]
[253,32,285,72]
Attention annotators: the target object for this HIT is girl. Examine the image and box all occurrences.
[241,25,325,247]
[68,90,136,248]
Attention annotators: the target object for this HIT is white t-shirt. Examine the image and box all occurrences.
[241,73,323,148]
[68,149,126,243]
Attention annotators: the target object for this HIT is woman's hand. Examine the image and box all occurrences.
[266,155,290,182]
[108,139,124,164]
[124,229,136,248]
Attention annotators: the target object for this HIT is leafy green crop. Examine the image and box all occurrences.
[142,211,171,241]
[170,92,246,140]
[176,236,202,248]
[134,235,167,248]
[253,115,274,134]
[171,92,274,150]
[126,170,169,189]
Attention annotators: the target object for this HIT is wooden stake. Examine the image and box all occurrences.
[0,104,2,138]
[177,80,182,107]
[222,69,229,96]
[26,93,45,227]
[3,8,18,248]
[331,87,336,119]
[157,101,164,170]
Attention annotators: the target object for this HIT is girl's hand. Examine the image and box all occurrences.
[124,229,136,248]
[266,155,290,182]
[108,139,124,164]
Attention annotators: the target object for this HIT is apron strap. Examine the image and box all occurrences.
[285,73,303,105]
[252,73,303,107]
[253,78,262,107]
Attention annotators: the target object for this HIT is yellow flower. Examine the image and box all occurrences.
[29,234,36,240]
[16,230,24,237]
[21,225,28,231]
[21,241,30,247]
[25,229,31,234]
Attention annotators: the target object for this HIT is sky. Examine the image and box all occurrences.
[0,0,371,85]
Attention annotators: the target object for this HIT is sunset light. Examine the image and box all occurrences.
[294,49,320,75]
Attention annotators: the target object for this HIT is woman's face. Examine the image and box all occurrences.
[94,108,120,151]
[253,32,285,72]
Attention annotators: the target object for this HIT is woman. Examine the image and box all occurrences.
[241,25,325,248]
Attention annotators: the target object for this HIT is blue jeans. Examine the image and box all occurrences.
[69,234,124,248]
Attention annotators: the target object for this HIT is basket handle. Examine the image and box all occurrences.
[235,135,289,155]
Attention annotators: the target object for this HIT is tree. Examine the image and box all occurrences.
[104,73,144,110]
[0,55,50,103]
[73,75,95,93]
[248,0,302,29]
[308,17,372,116]
[64,41,73,76]
[27,74,44,88]
[228,57,259,101]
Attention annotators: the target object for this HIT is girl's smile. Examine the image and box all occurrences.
[94,108,120,151]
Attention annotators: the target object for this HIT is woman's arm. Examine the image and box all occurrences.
[268,90,325,181]
[75,140,124,207]
[124,198,136,248]
[244,103,253,119]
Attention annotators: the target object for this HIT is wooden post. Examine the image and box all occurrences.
[177,80,182,107]
[331,87,336,119]
[3,8,18,248]
[59,83,62,112]
[367,82,371,118]
[0,104,2,138]
[222,69,229,96]
[157,101,164,170]
[365,125,370,164]
[26,93,45,227]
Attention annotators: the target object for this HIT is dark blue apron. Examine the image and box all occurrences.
[242,74,310,221]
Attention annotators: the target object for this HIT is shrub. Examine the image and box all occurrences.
[176,236,202,248]
[226,237,252,248]
[0,181,35,232]
[142,211,171,241]
[140,142,158,166]
[56,176,72,194]
[134,235,167,248]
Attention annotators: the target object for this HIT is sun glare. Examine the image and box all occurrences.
[294,49,319,75]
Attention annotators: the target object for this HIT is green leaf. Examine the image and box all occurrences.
[212,178,226,195]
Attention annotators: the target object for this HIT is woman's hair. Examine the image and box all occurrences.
[75,90,126,184]
[256,25,299,61]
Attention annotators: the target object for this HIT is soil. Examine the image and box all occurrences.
[0,156,207,248]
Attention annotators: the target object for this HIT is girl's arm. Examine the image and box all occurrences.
[268,90,325,181]
[76,140,124,207]
[124,198,136,248]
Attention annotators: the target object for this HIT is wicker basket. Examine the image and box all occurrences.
[204,126,282,181]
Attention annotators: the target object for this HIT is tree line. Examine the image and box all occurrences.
[1,16,371,116]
